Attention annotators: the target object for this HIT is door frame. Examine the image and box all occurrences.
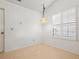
[0,8,5,52]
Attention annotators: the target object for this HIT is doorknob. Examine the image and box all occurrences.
[1,32,4,34]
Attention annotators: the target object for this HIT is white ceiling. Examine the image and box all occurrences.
[6,0,55,12]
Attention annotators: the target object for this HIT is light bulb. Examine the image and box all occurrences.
[40,16,48,24]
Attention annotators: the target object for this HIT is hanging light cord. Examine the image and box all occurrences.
[43,4,45,17]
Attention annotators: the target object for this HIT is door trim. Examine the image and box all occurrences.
[0,8,5,52]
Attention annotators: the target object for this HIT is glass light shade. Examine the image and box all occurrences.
[40,16,48,24]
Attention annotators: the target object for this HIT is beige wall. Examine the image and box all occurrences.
[0,0,79,55]
[44,0,79,55]
[0,0,42,52]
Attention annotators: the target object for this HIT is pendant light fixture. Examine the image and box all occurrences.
[40,4,48,24]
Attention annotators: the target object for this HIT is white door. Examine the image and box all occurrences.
[0,9,4,52]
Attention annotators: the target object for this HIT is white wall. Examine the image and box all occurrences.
[45,0,79,55]
[0,0,42,52]
[0,0,79,55]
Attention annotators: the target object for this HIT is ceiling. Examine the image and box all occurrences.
[6,0,55,12]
